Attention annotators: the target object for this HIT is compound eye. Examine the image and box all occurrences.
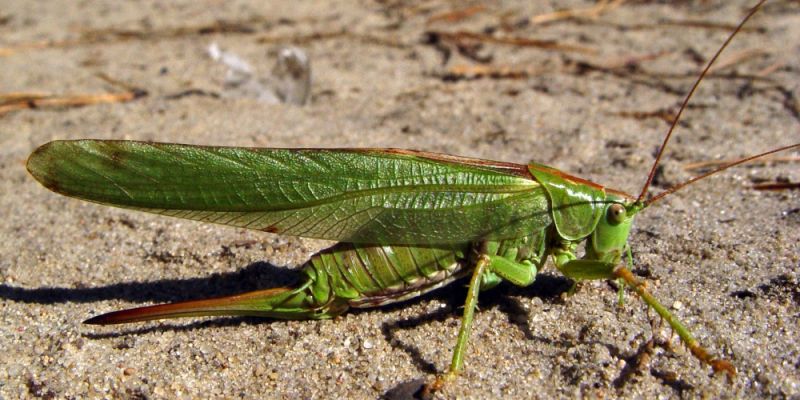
[607,203,626,225]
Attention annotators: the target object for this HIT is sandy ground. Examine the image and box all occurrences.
[1,1,799,399]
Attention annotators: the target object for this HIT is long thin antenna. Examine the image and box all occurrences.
[636,0,768,203]
[645,143,800,207]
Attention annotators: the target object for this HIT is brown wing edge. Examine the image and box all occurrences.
[31,139,536,180]
[349,148,533,179]
[527,163,634,201]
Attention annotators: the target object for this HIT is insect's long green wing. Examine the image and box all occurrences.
[27,140,551,244]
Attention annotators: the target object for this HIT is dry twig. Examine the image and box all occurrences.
[611,109,677,125]
[0,75,146,116]
[530,0,624,24]
[426,30,596,55]
[1,17,277,56]
[441,64,541,80]
[0,91,144,115]
[707,48,770,74]
[426,5,486,25]
[256,30,407,48]
[751,182,800,191]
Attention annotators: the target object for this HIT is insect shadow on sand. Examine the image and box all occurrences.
[379,273,575,398]
[0,261,295,311]
[380,270,698,399]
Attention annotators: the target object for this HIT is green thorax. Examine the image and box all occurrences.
[528,162,638,266]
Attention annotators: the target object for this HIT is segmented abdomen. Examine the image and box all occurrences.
[299,230,548,311]
[303,242,472,308]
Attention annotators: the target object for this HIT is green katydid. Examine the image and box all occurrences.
[24,0,798,392]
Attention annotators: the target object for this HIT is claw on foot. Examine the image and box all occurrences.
[711,359,736,381]
[690,344,736,380]
[422,371,458,397]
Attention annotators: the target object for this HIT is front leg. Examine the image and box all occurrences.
[427,253,538,394]
[554,252,736,378]
[553,240,616,281]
